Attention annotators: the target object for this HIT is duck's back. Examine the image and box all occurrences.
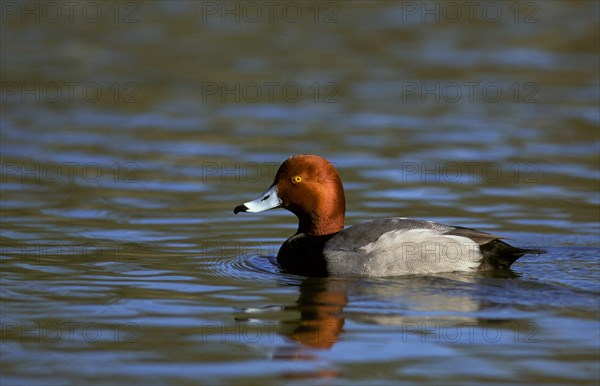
[323,218,541,276]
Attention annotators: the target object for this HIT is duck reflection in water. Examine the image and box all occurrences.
[279,277,350,349]
[236,268,541,352]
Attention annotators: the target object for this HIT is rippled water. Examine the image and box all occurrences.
[1,1,599,385]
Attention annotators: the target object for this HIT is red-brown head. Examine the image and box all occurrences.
[234,155,345,236]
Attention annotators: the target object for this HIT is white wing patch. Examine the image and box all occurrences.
[325,229,482,276]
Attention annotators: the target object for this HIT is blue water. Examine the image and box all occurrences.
[1,1,599,385]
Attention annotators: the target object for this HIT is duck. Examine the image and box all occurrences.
[234,155,545,277]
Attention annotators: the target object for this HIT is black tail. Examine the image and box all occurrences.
[478,239,545,270]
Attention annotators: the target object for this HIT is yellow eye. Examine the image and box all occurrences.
[291,176,302,184]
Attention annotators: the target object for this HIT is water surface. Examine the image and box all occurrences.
[1,1,599,385]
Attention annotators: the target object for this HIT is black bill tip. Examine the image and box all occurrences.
[233,204,248,214]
